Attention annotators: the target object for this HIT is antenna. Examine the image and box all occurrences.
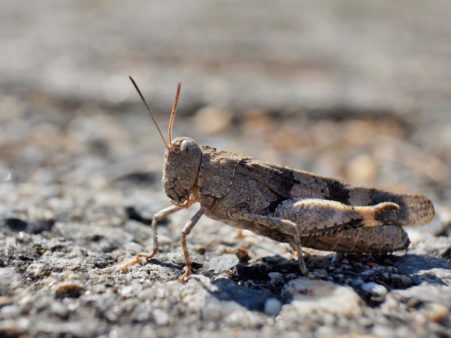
[129,76,169,150]
[168,83,181,149]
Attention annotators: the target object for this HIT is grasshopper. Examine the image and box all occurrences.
[122,77,435,283]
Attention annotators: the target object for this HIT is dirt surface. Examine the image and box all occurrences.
[0,1,450,337]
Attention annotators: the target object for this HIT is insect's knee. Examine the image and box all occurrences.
[273,198,304,219]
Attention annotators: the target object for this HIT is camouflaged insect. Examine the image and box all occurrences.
[122,77,435,282]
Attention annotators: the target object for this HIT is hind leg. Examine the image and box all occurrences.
[274,198,399,237]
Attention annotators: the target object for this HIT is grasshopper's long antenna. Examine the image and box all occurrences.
[168,83,181,149]
[129,76,170,150]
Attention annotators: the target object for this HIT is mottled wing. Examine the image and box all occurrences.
[236,160,434,227]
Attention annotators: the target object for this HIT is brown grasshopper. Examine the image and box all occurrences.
[122,77,435,283]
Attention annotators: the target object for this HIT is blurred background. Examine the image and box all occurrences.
[0,0,450,220]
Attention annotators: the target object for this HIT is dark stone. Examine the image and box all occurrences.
[2,218,55,234]
[3,218,28,232]
[28,219,55,234]
[55,283,84,298]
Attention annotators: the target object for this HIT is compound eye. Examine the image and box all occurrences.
[180,139,193,156]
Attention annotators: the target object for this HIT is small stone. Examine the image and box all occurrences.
[28,219,55,234]
[281,278,362,317]
[334,273,344,282]
[195,245,206,255]
[268,272,283,281]
[414,312,428,326]
[3,218,28,232]
[341,264,352,270]
[351,278,364,288]
[390,273,412,288]
[316,326,336,337]
[264,298,282,316]
[0,319,27,337]
[0,296,11,307]
[372,325,396,337]
[0,267,18,285]
[380,295,399,313]
[207,254,239,273]
[424,303,449,324]
[119,285,135,298]
[50,302,69,318]
[152,308,169,326]
[55,282,84,298]
[0,305,20,319]
[361,282,388,302]
[311,269,328,279]
[17,295,34,313]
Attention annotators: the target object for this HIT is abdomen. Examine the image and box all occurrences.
[301,225,409,254]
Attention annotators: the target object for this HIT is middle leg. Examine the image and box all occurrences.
[180,208,205,283]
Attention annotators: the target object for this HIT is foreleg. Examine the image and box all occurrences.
[120,205,182,272]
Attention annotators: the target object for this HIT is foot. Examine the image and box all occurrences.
[179,269,191,283]
[235,230,246,239]
[119,253,155,272]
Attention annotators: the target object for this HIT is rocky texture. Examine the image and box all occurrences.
[1,1,450,337]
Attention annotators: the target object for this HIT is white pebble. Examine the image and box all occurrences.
[361,282,388,302]
[153,308,169,326]
[119,285,134,298]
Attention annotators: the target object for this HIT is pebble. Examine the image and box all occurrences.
[55,282,84,298]
[0,318,29,337]
[3,218,29,232]
[119,285,135,298]
[206,254,239,273]
[361,282,388,302]
[0,296,11,307]
[264,298,282,316]
[372,325,396,337]
[390,273,412,288]
[50,301,69,318]
[0,267,18,284]
[152,309,169,326]
[281,278,362,317]
[424,303,449,324]
[268,272,283,281]
[0,305,20,319]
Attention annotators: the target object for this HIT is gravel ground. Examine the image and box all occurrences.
[1,1,450,337]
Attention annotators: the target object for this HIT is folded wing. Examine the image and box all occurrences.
[237,160,435,227]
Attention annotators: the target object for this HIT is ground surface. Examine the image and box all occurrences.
[0,1,450,337]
